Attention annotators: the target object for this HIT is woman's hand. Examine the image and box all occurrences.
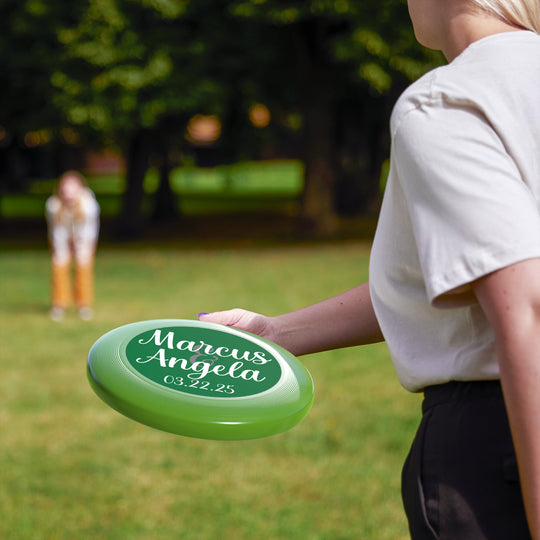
[199,309,278,343]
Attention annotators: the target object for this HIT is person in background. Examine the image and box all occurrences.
[200,0,540,538]
[45,170,100,321]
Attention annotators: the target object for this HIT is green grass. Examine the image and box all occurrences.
[1,160,304,218]
[0,242,421,539]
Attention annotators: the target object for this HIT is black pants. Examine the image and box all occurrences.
[401,381,531,539]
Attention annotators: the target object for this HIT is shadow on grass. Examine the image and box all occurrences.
[0,301,50,316]
[0,213,378,252]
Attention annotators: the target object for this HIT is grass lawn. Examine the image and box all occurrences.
[0,160,305,219]
[0,240,421,540]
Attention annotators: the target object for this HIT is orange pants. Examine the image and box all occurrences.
[51,259,94,309]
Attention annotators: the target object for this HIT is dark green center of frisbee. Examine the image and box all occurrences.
[125,326,283,398]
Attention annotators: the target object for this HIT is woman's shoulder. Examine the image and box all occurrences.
[392,32,540,136]
[390,68,442,135]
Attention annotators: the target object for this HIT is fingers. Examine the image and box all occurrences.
[198,308,247,327]
[198,308,271,338]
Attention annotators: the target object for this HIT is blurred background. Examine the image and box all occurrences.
[0,1,442,539]
[0,0,443,243]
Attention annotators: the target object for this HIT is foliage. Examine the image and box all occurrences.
[228,0,443,92]
[0,0,68,134]
[0,0,445,229]
[51,0,228,143]
[0,0,442,148]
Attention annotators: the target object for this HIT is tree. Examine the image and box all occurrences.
[0,0,78,193]
[0,0,443,236]
[52,0,279,236]
[227,0,444,235]
[48,0,200,234]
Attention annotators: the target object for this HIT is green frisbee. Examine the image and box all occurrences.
[87,319,314,440]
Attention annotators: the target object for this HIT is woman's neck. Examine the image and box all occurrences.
[442,8,523,61]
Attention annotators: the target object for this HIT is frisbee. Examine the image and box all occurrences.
[87,319,314,440]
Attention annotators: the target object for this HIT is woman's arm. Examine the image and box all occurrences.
[199,281,384,356]
[473,257,540,539]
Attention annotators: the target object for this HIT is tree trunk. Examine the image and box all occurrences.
[152,142,178,222]
[334,93,391,216]
[300,99,337,236]
[294,20,339,237]
[117,128,151,239]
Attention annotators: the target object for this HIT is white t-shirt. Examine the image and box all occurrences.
[369,31,540,392]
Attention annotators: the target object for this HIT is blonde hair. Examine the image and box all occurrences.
[469,0,540,32]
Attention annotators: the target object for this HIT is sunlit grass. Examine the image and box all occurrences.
[1,160,303,218]
[0,243,420,539]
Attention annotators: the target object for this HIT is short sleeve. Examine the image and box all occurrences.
[45,196,60,220]
[78,189,100,219]
[393,102,540,305]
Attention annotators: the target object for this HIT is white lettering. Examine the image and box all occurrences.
[177,340,197,352]
[136,347,168,367]
[252,351,270,365]
[138,329,174,349]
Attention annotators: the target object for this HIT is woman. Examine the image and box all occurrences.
[46,171,100,321]
[200,1,540,538]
